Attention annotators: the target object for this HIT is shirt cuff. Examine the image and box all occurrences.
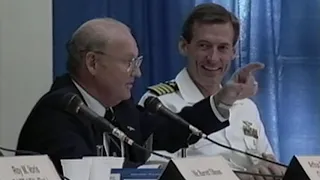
[210,95,228,122]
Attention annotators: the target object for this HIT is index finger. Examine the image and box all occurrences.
[240,62,264,75]
[237,62,265,82]
[267,164,284,176]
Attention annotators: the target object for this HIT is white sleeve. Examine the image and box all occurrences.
[254,105,274,156]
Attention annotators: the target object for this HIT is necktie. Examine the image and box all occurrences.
[104,108,115,122]
[104,108,121,157]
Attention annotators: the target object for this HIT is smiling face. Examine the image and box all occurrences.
[180,21,236,87]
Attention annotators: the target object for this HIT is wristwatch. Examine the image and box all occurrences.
[213,99,232,119]
[217,101,232,111]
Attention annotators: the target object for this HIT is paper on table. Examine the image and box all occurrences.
[83,156,124,169]
[61,159,91,180]
[88,158,111,180]
[138,164,162,169]
[61,157,124,180]
[83,157,123,180]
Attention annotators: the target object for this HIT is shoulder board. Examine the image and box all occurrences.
[147,81,179,96]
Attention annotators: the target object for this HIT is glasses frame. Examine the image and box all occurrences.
[92,50,143,72]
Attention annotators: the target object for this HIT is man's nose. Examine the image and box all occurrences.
[207,48,220,62]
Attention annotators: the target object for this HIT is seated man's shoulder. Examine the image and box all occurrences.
[24,88,81,126]
[146,80,179,97]
[139,81,182,111]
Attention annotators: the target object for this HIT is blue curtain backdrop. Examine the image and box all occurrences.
[53,0,320,164]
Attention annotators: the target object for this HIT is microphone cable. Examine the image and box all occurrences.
[204,136,287,168]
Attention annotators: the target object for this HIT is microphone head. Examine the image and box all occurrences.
[46,91,83,112]
[62,93,83,114]
[144,96,162,113]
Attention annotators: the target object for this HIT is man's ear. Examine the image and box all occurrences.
[178,36,188,56]
[85,52,98,76]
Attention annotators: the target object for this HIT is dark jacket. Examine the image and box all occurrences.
[16,74,229,173]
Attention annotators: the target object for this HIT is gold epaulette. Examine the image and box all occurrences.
[147,81,179,96]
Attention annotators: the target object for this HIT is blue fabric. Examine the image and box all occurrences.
[53,0,320,164]
[53,0,195,98]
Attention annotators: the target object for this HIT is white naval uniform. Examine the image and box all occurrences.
[138,68,274,170]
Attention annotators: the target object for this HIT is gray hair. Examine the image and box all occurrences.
[66,18,129,76]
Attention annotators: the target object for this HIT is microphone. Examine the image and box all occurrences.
[61,93,171,160]
[144,96,206,138]
[143,96,287,168]
[63,93,134,146]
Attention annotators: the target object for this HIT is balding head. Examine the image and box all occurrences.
[66,18,131,75]
[66,17,141,107]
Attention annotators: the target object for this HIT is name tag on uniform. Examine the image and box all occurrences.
[242,121,258,139]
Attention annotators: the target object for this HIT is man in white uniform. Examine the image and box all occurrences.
[139,3,285,180]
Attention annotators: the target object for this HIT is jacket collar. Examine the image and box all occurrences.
[175,68,205,104]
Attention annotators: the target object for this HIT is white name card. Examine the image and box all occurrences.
[296,156,320,179]
[0,155,61,180]
[159,155,239,180]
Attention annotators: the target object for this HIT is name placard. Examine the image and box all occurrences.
[0,155,61,180]
[296,156,320,179]
[159,156,239,180]
[282,155,320,180]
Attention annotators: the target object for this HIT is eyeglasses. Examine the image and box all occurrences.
[92,51,143,72]
[127,55,143,72]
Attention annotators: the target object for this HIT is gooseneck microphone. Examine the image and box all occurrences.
[61,93,171,160]
[63,93,134,146]
[143,96,288,168]
[144,96,206,138]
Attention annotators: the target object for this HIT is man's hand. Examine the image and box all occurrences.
[262,153,287,178]
[215,62,265,105]
[237,154,286,180]
[237,163,285,180]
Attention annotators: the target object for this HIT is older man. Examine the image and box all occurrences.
[139,3,285,180]
[17,17,261,173]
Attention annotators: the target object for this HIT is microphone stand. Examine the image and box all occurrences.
[103,132,125,157]
[120,140,125,157]
[103,132,110,156]
[180,133,194,158]
[180,148,187,158]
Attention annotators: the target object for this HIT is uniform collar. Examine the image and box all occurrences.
[175,68,205,103]
[72,80,106,117]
